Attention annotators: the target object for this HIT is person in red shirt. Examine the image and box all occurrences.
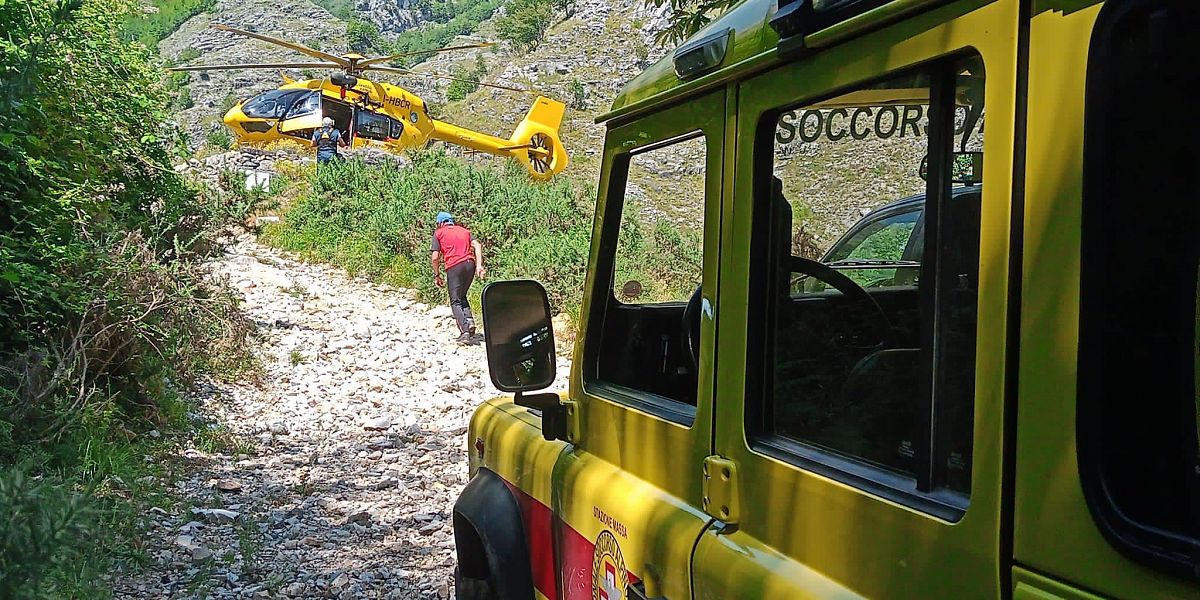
[431,211,486,343]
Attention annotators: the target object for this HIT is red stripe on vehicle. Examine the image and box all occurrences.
[500,481,640,600]
[503,481,558,600]
[556,513,639,599]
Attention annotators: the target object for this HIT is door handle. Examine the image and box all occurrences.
[627,581,665,600]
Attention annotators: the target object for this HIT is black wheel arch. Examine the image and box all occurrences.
[452,468,535,600]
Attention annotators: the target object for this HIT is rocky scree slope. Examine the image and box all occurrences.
[410,0,673,184]
[114,236,570,599]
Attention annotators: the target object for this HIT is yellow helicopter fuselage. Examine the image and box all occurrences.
[222,77,568,179]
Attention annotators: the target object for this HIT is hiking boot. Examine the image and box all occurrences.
[464,318,476,337]
[456,332,471,344]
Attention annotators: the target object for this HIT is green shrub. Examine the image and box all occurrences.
[121,0,216,47]
[313,0,356,19]
[174,86,194,110]
[569,78,588,110]
[176,46,201,63]
[263,152,592,310]
[446,56,487,101]
[0,466,98,599]
[206,127,233,149]
[347,18,384,54]
[496,0,555,51]
[2,0,254,592]
[262,151,699,320]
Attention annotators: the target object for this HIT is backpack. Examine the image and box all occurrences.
[316,126,338,151]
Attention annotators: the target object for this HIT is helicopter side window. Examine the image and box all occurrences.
[355,110,393,141]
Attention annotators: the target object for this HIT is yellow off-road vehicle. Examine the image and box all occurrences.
[452,0,1200,598]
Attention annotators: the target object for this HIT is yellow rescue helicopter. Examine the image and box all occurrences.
[170,24,569,179]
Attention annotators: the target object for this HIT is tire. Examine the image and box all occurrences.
[453,566,498,600]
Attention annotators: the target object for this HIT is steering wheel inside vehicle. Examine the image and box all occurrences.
[680,258,902,374]
[788,256,901,349]
[680,285,704,375]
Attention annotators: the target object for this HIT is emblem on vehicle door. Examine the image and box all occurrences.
[591,530,628,600]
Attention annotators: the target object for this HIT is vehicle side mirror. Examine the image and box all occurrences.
[920,151,983,185]
[481,280,573,442]
[481,279,557,392]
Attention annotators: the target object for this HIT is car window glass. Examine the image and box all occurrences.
[816,209,920,291]
[758,54,985,502]
[590,133,709,413]
[1078,0,1200,577]
[611,136,706,304]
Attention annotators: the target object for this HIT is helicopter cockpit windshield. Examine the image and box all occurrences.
[241,89,318,119]
[285,91,320,119]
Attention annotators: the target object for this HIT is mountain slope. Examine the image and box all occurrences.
[412,0,672,184]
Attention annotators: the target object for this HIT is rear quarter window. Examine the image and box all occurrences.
[1078,0,1200,579]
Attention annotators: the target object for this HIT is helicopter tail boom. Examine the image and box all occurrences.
[429,96,568,180]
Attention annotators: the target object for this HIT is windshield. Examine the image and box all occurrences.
[825,209,920,263]
[284,91,320,119]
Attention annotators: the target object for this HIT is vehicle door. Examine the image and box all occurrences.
[1014,1,1200,598]
[697,0,1019,597]
[552,92,724,599]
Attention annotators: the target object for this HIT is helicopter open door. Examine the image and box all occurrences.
[278,94,353,141]
[322,99,353,141]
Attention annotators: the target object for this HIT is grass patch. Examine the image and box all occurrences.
[195,423,254,456]
[260,151,699,324]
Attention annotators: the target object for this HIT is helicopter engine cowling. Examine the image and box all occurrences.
[331,73,358,89]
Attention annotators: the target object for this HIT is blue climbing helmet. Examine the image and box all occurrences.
[436,211,454,225]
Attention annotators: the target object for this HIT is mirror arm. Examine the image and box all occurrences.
[513,392,574,443]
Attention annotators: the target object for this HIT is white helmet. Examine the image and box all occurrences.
[321,117,334,126]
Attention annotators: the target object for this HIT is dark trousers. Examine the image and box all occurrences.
[446,260,475,333]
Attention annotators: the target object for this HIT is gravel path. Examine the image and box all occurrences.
[116,236,568,599]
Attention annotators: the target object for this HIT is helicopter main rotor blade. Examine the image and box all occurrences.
[364,65,530,94]
[169,62,343,72]
[212,24,350,68]
[357,42,496,68]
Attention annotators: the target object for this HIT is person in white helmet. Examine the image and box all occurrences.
[311,116,347,164]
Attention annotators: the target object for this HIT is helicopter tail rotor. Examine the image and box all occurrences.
[507,97,569,180]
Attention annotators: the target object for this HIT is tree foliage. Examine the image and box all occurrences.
[495,0,556,51]
[337,0,502,67]
[120,0,216,47]
[1,2,252,591]
[643,0,740,46]
[347,18,386,54]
